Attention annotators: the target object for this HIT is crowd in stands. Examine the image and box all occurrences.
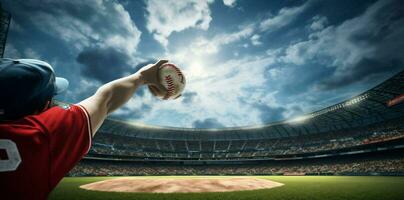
[269,129,403,155]
[88,126,404,159]
[363,129,403,144]
[68,158,404,176]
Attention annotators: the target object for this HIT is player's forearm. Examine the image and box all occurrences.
[78,73,144,135]
[96,72,144,114]
[79,60,167,135]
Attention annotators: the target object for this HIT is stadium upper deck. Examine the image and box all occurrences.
[98,70,404,140]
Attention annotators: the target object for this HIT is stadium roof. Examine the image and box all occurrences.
[99,70,404,140]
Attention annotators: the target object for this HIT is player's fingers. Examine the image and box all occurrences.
[140,64,159,84]
[148,84,167,98]
[148,85,160,96]
[153,83,168,93]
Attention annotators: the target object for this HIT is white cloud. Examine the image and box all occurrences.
[18,0,141,55]
[189,24,255,55]
[250,34,262,46]
[3,44,41,60]
[4,44,21,58]
[223,0,237,7]
[65,78,100,102]
[266,48,283,57]
[140,55,277,127]
[23,48,41,59]
[310,15,328,31]
[163,24,257,84]
[182,1,309,53]
[281,0,401,68]
[281,41,312,65]
[146,0,214,47]
[126,25,281,127]
[276,0,404,93]
[259,1,309,32]
[181,1,315,55]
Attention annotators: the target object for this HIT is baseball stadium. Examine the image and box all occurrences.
[48,70,404,199]
[1,1,404,200]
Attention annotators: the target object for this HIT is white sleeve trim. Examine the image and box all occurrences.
[76,105,92,154]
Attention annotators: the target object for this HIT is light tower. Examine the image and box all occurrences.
[0,3,11,58]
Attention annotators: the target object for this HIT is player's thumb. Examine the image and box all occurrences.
[155,59,169,67]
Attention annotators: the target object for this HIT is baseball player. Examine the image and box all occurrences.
[0,58,168,199]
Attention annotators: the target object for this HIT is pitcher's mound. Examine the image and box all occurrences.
[80,177,284,193]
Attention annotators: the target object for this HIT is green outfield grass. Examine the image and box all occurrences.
[49,176,404,200]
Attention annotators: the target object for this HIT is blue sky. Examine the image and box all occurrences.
[2,0,403,128]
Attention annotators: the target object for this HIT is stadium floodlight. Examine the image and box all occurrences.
[301,94,370,121]
[287,115,312,124]
[343,94,369,107]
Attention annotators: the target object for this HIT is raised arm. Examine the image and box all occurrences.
[78,60,168,136]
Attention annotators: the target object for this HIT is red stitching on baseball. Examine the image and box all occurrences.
[163,64,184,83]
[163,75,175,100]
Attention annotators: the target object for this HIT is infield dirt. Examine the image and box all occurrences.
[80,177,284,193]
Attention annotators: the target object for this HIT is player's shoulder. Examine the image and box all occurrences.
[46,101,86,115]
[35,101,89,122]
[0,115,47,136]
[52,101,89,118]
[51,100,72,110]
[0,101,86,136]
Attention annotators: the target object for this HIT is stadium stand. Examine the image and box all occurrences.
[69,150,404,176]
[71,70,404,176]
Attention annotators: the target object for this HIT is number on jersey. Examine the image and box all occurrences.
[0,139,22,172]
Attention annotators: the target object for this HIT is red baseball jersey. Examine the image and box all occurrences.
[0,104,92,200]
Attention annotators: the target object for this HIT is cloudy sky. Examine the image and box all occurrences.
[2,0,403,128]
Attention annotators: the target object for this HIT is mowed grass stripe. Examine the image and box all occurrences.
[49,176,404,200]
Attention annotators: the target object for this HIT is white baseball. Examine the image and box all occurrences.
[157,63,186,100]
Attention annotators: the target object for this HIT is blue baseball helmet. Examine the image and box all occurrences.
[0,58,69,120]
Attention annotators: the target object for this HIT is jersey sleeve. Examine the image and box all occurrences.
[31,104,92,189]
